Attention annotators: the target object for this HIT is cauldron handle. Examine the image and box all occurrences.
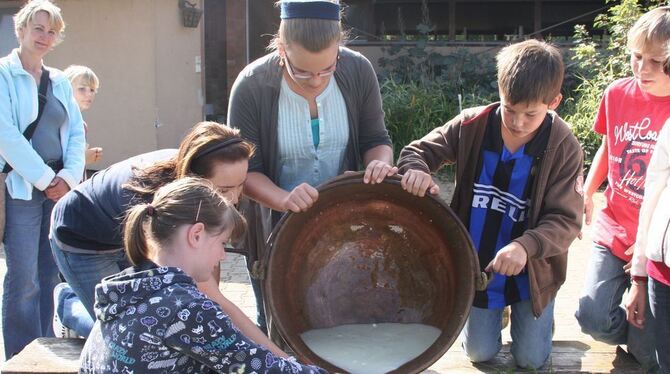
[475,271,494,291]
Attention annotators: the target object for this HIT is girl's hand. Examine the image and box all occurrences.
[363,160,398,184]
[400,169,439,197]
[45,177,70,202]
[282,183,319,213]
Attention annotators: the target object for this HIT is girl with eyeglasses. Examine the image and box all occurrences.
[227,0,396,337]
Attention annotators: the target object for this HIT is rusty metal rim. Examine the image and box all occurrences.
[263,172,486,373]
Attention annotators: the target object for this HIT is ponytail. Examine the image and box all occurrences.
[123,204,153,265]
[123,177,247,266]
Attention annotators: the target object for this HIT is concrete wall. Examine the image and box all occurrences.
[46,0,204,169]
[349,44,503,72]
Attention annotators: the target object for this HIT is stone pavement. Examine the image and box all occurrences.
[0,192,645,372]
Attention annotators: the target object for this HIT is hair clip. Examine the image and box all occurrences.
[146,204,156,217]
[195,200,203,222]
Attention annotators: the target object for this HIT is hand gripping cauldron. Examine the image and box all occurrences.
[261,172,489,373]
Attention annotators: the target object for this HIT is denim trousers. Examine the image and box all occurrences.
[54,283,94,337]
[462,299,555,370]
[575,244,657,369]
[50,234,130,337]
[649,278,670,372]
[2,189,58,359]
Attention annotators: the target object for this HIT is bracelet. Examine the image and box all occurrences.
[631,275,648,283]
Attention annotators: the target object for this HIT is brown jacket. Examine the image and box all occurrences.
[398,103,584,317]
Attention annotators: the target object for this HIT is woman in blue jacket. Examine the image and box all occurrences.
[0,0,86,358]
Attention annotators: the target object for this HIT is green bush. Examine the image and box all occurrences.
[382,78,497,161]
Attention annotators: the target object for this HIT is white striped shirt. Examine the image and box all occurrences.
[277,77,349,191]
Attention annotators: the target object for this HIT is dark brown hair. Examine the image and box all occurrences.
[125,121,254,196]
[496,39,564,105]
[124,177,246,265]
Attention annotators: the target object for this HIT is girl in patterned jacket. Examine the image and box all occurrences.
[80,177,326,374]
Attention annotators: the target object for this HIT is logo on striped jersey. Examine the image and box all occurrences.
[471,183,529,222]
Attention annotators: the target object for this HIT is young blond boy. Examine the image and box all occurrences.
[574,7,670,370]
[397,39,583,369]
[64,65,102,165]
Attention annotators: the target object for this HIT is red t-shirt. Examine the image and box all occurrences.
[648,260,670,287]
[592,78,670,261]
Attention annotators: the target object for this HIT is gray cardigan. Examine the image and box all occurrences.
[227,47,392,284]
[227,47,392,183]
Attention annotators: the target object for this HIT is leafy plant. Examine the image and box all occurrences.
[381,78,497,161]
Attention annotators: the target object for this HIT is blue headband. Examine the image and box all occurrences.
[280,1,340,21]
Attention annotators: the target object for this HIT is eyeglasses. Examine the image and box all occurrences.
[283,53,339,81]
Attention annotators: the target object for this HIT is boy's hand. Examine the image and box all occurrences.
[622,245,635,275]
[400,169,440,197]
[85,147,103,164]
[485,242,528,276]
[583,194,594,225]
[363,160,398,184]
[282,183,319,213]
[625,282,647,329]
[577,194,594,240]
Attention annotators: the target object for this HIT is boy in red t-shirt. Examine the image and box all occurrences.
[625,47,670,372]
[575,6,670,370]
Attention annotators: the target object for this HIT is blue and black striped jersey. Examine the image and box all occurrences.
[469,108,551,309]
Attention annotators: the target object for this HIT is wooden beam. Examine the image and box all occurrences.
[534,0,542,36]
[448,0,455,41]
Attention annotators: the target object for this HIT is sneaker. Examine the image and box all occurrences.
[52,282,79,338]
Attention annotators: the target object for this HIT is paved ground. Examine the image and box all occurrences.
[0,191,637,372]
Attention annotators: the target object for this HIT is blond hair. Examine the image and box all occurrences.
[14,0,65,44]
[496,39,564,105]
[64,65,100,92]
[124,177,246,266]
[627,6,670,53]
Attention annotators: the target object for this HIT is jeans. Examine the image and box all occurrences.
[50,234,130,336]
[2,189,58,359]
[575,244,657,369]
[462,299,554,370]
[649,278,670,372]
[54,283,94,337]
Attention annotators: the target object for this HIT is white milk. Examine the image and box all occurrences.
[301,323,441,374]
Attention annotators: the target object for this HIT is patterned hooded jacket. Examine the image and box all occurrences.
[80,262,327,374]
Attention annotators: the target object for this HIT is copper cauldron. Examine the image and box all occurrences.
[263,173,486,373]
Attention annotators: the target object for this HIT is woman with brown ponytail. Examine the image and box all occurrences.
[50,122,254,339]
[80,177,326,373]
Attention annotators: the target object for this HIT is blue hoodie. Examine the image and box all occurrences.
[80,262,327,374]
